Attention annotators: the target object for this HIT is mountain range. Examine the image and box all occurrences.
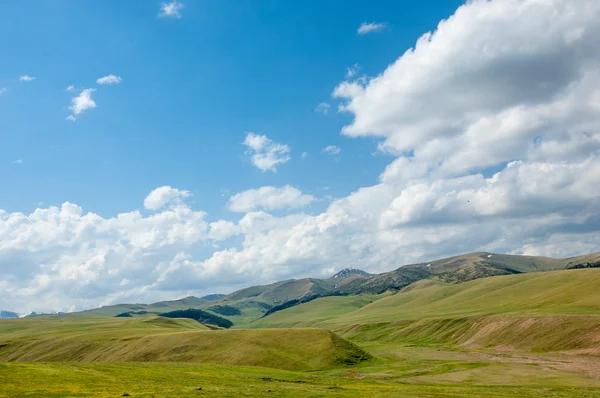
[8,250,598,327]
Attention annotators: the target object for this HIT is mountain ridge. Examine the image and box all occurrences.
[15,250,600,322]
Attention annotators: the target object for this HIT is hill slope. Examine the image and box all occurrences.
[252,268,600,354]
[71,296,209,317]
[332,268,600,324]
[222,278,335,304]
[58,250,600,328]
[335,251,599,295]
[0,316,369,371]
[251,295,382,329]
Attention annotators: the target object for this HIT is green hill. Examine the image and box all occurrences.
[251,295,382,329]
[0,316,369,371]
[332,268,600,323]
[62,251,600,330]
[72,296,208,317]
[335,251,599,295]
[222,278,335,304]
[220,251,600,318]
[5,261,600,396]
[254,268,600,329]
[251,268,600,354]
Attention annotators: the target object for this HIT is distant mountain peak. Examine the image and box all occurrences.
[331,268,372,279]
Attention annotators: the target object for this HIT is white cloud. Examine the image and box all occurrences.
[228,186,316,212]
[12,159,23,164]
[323,145,341,155]
[315,102,330,115]
[96,74,122,85]
[336,0,600,176]
[144,186,191,211]
[346,63,361,78]
[357,22,386,35]
[19,75,36,82]
[301,152,309,158]
[243,133,291,172]
[3,0,600,314]
[68,88,96,120]
[66,85,76,92]
[159,1,183,18]
[209,220,241,241]
[0,195,218,313]
[0,88,6,96]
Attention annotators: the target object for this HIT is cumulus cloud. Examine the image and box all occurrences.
[159,1,183,18]
[144,186,191,211]
[209,220,241,241]
[96,74,122,85]
[66,85,76,92]
[12,159,23,164]
[67,88,96,120]
[3,0,600,314]
[19,75,35,82]
[323,145,341,155]
[0,88,6,96]
[0,197,219,313]
[357,22,386,35]
[228,186,316,213]
[243,133,291,172]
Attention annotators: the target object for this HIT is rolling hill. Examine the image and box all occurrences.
[5,253,600,397]
[334,251,600,295]
[31,250,600,330]
[252,268,600,354]
[217,251,600,315]
[329,267,600,324]
[0,316,370,371]
[221,278,336,303]
[71,296,209,317]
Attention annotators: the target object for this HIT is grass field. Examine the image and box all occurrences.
[252,269,600,354]
[0,317,370,371]
[4,359,600,397]
[250,295,383,329]
[334,268,600,323]
[253,268,600,324]
[4,268,600,396]
[1,347,600,396]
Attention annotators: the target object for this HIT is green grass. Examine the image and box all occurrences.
[5,268,600,396]
[3,361,600,397]
[328,268,600,325]
[248,269,600,353]
[222,278,334,303]
[70,302,206,318]
[70,295,274,330]
[250,295,382,329]
[0,316,369,371]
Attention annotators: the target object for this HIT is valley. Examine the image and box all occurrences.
[2,251,600,396]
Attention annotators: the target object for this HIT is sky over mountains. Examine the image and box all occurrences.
[2,0,600,313]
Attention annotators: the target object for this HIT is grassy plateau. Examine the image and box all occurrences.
[3,266,600,396]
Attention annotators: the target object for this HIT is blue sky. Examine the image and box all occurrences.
[2,0,600,313]
[1,0,462,218]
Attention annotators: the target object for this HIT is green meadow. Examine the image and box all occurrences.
[3,269,600,396]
